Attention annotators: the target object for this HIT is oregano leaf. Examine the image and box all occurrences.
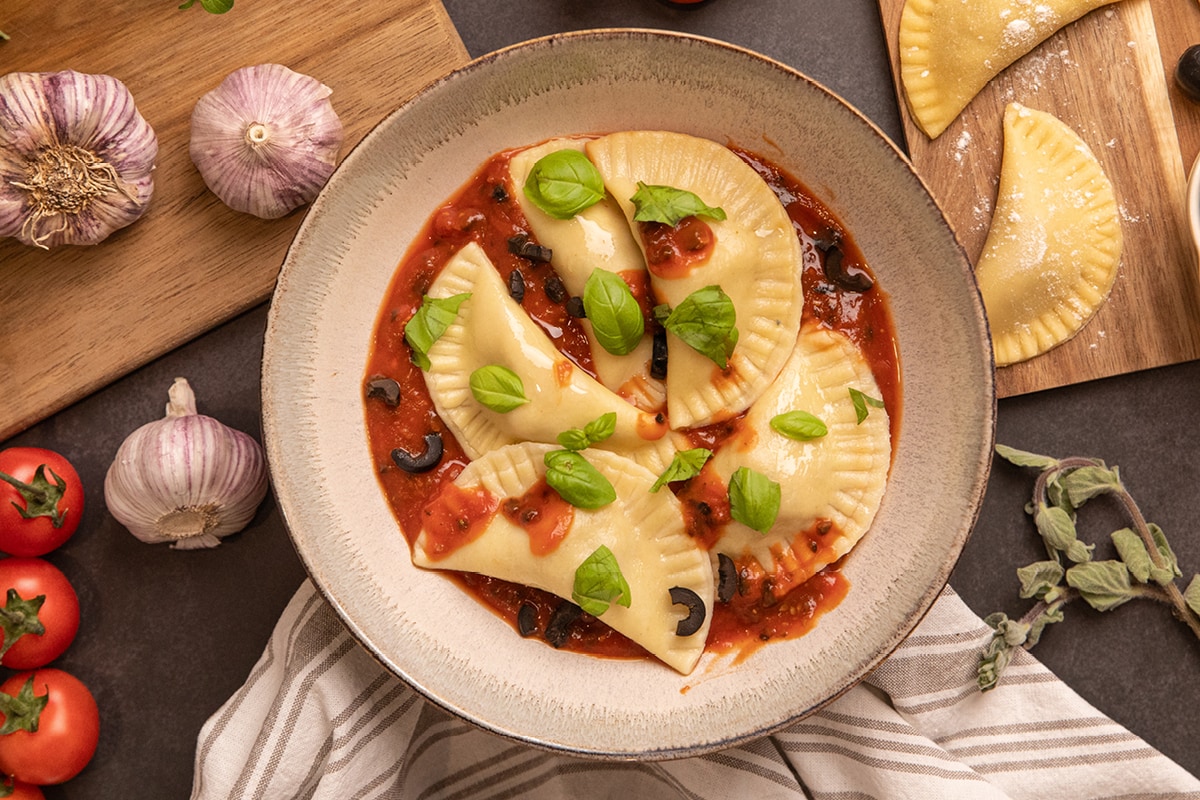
[1111,528,1152,583]
[994,444,1059,470]
[1065,539,1094,565]
[1185,575,1200,617]
[1025,604,1065,647]
[1060,464,1121,507]
[1066,561,1134,612]
[1034,502,1077,553]
[1016,561,1064,599]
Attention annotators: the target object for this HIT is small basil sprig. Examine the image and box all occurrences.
[728,466,780,535]
[405,293,470,370]
[523,149,605,220]
[848,388,885,424]
[631,181,726,226]
[654,286,738,369]
[583,270,644,356]
[770,410,828,441]
[469,365,528,413]
[650,448,712,492]
[572,545,632,616]
[977,445,1200,692]
[544,450,616,510]
[557,412,616,451]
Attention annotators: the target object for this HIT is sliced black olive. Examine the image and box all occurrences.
[507,233,553,263]
[544,601,582,648]
[365,375,401,407]
[492,183,509,203]
[1177,45,1200,103]
[565,296,586,318]
[544,275,566,304]
[517,602,538,637]
[822,244,874,293]
[508,268,526,303]
[669,586,706,637]
[716,553,737,604]
[390,432,443,473]
[650,328,668,380]
[813,228,842,254]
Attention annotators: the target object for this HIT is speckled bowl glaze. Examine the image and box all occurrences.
[262,29,996,759]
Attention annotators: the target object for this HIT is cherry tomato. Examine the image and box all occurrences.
[0,558,80,669]
[0,779,45,799]
[0,669,99,785]
[0,448,84,557]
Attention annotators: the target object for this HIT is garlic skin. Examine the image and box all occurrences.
[189,63,344,219]
[0,70,158,249]
[104,377,269,550]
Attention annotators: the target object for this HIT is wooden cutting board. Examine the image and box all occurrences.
[0,0,469,441]
[878,0,1200,397]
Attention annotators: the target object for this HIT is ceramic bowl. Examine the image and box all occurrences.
[262,29,995,759]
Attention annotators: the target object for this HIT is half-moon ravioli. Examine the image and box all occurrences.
[974,103,1122,366]
[584,131,803,430]
[412,443,714,674]
[508,137,666,413]
[709,325,891,593]
[899,0,1122,139]
[423,242,680,473]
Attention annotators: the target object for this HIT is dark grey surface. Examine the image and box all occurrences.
[5,1,1196,797]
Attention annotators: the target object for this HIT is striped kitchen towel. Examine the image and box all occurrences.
[190,581,1200,800]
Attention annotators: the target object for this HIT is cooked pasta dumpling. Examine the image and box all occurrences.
[899,0,1121,139]
[974,103,1122,365]
[709,326,891,590]
[509,137,665,412]
[585,131,803,430]
[423,242,680,473]
[413,443,715,674]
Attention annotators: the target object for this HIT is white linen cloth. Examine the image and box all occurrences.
[190,581,1200,800]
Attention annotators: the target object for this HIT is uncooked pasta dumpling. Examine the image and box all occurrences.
[709,326,891,591]
[508,137,666,412]
[974,103,1122,366]
[412,442,715,674]
[899,0,1122,139]
[421,242,680,473]
[585,131,803,430]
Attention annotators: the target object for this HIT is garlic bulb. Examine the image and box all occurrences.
[189,63,344,219]
[104,377,269,550]
[0,70,158,248]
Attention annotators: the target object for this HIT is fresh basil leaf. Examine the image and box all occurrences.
[522,149,605,220]
[469,365,528,413]
[655,286,738,368]
[847,387,885,424]
[630,181,727,226]
[1016,561,1064,600]
[770,410,828,441]
[200,0,234,12]
[544,450,616,509]
[1066,561,1135,612]
[557,412,617,451]
[583,270,644,355]
[728,466,780,535]
[405,293,470,370]
[650,448,713,492]
[994,444,1060,471]
[572,545,631,616]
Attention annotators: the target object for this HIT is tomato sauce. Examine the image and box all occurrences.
[362,139,901,665]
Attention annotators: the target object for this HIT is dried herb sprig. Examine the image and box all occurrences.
[978,444,1200,691]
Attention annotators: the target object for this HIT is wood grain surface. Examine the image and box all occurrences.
[0,0,468,440]
[878,0,1200,397]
